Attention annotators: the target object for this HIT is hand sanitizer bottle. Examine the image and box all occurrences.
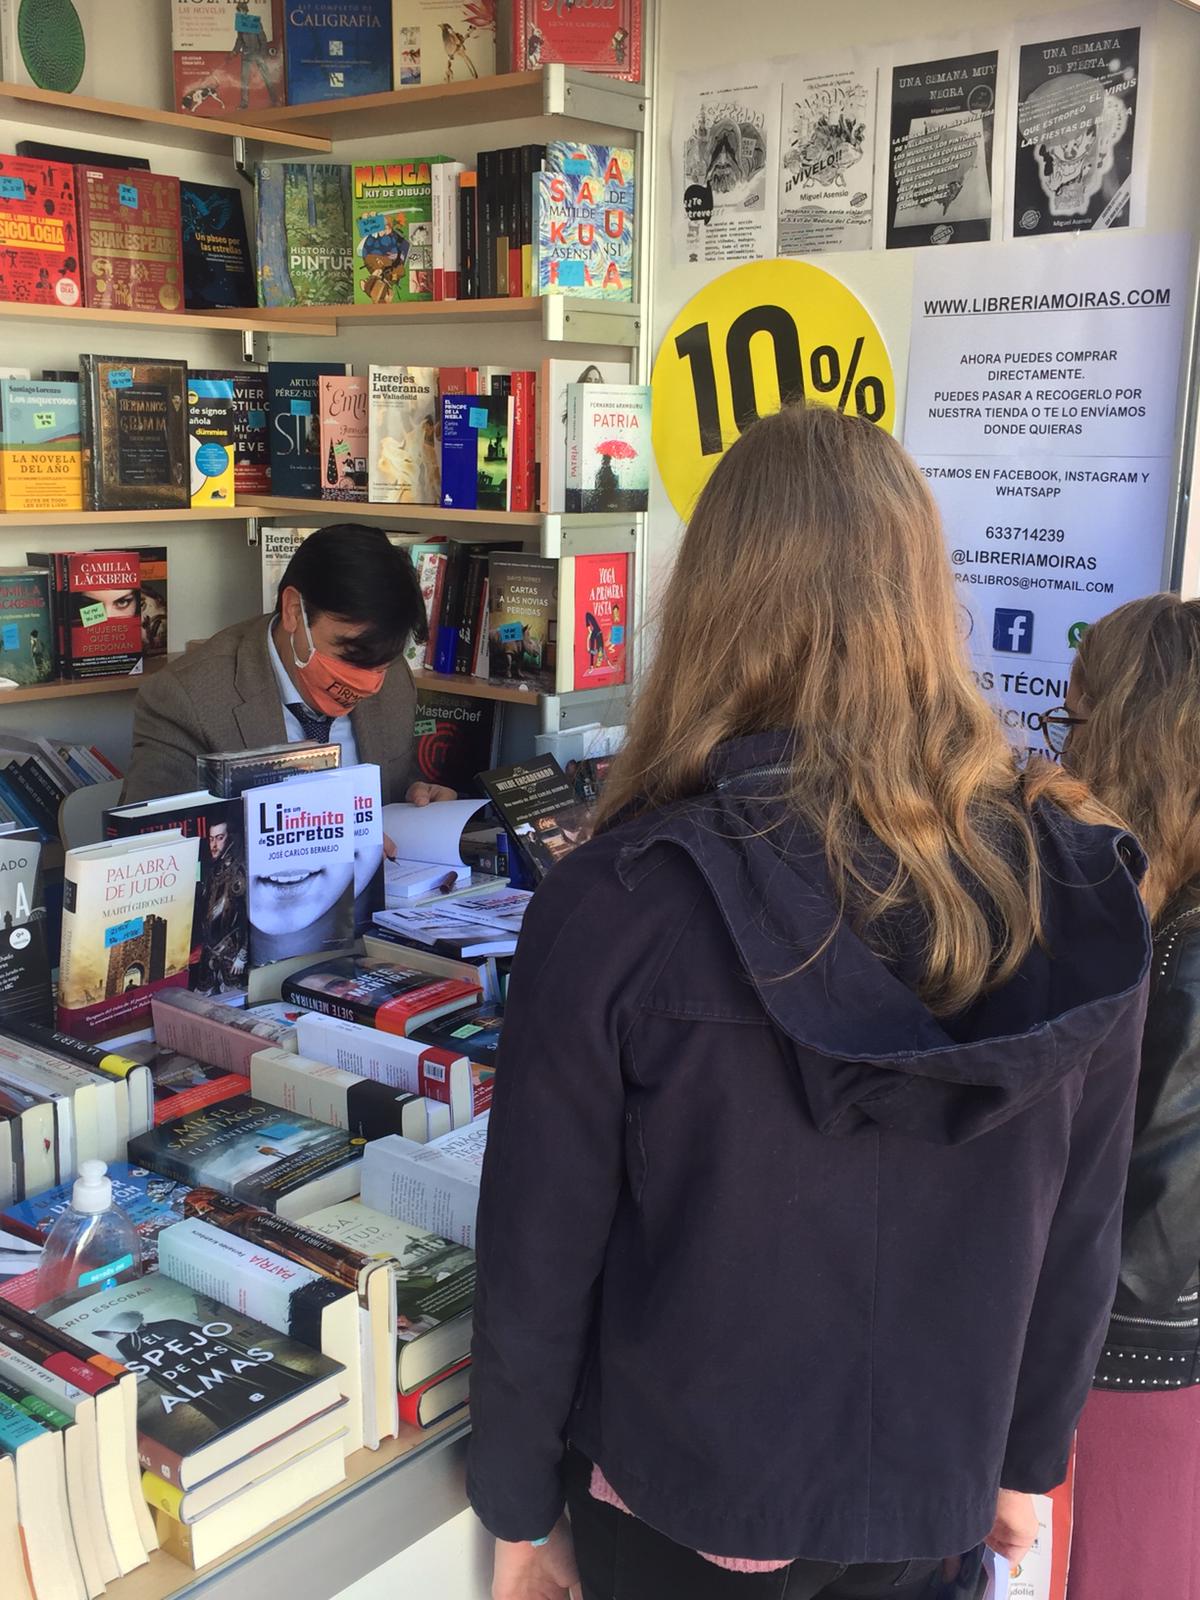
[36,1161,143,1303]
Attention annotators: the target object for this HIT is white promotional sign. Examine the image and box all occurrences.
[906,233,1188,751]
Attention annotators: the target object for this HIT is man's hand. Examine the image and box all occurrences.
[492,1521,579,1600]
[987,1488,1039,1565]
[405,781,458,806]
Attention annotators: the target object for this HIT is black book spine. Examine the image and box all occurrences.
[459,176,478,301]
[496,147,512,299]
[477,150,497,300]
[455,553,487,676]
[520,145,544,298]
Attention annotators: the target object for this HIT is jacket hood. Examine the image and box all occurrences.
[617,732,1151,1145]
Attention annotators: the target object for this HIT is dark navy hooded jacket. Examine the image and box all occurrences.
[468,734,1151,1564]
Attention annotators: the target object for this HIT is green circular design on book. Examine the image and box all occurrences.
[18,0,86,93]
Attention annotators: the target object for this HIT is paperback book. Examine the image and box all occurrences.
[255,164,354,308]
[360,1119,488,1247]
[512,0,641,79]
[76,166,185,314]
[318,375,368,502]
[284,0,392,103]
[367,366,439,503]
[0,570,52,687]
[440,392,510,512]
[534,142,634,301]
[487,552,557,694]
[478,756,589,880]
[180,181,255,310]
[413,689,500,797]
[171,0,285,116]
[60,549,143,681]
[0,379,81,513]
[58,829,200,1042]
[571,552,628,689]
[266,361,349,499]
[566,381,649,511]
[0,153,81,308]
[104,544,167,659]
[192,369,270,497]
[539,357,630,514]
[187,375,236,508]
[281,958,479,1036]
[1,1161,189,1267]
[0,832,50,1026]
[245,769,357,968]
[260,527,312,613]
[352,159,439,305]
[393,1,495,85]
[79,355,189,513]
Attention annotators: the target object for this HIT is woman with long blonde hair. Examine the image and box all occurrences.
[1047,596,1200,1600]
[469,404,1150,1600]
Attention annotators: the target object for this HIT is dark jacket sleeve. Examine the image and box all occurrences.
[1113,919,1200,1315]
[122,667,208,804]
[466,843,684,1541]
[1001,983,1146,1492]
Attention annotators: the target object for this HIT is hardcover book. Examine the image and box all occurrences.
[487,552,557,694]
[565,381,649,511]
[126,1096,365,1223]
[152,989,297,1077]
[478,756,588,880]
[533,146,634,300]
[281,958,479,1036]
[413,689,499,797]
[255,164,354,308]
[266,361,348,499]
[197,740,340,799]
[0,379,81,513]
[572,552,628,689]
[411,1000,502,1086]
[43,1273,345,1489]
[58,829,200,1042]
[0,0,99,91]
[179,181,255,310]
[187,375,236,508]
[283,0,392,103]
[439,392,509,512]
[193,369,270,497]
[0,153,81,308]
[539,357,630,514]
[245,769,357,968]
[352,159,439,305]
[0,832,50,1027]
[79,355,189,513]
[171,0,285,117]
[393,0,495,85]
[76,166,185,315]
[61,549,143,680]
[367,365,439,503]
[293,1009,478,1125]
[318,375,368,502]
[513,0,641,80]
[0,570,52,688]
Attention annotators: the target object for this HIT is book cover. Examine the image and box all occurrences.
[413,689,499,797]
[266,361,347,499]
[439,394,478,512]
[171,0,285,116]
[250,1046,441,1143]
[197,741,340,799]
[260,526,312,614]
[76,166,184,314]
[62,549,142,680]
[566,381,649,512]
[0,153,81,309]
[294,1009,475,1122]
[58,830,200,1041]
[352,159,438,305]
[281,958,478,1036]
[367,366,439,503]
[43,1273,344,1485]
[152,990,297,1077]
[105,793,248,1001]
[393,0,494,85]
[283,0,392,103]
[245,770,356,968]
[572,552,628,688]
[180,181,255,310]
[100,545,167,659]
[478,756,588,880]
[0,379,81,513]
[151,1051,250,1126]
[410,1000,502,1079]
[255,164,353,309]
[487,552,556,694]
[404,548,445,672]
[513,0,640,79]
[0,570,52,687]
[317,375,368,502]
[1,1161,189,1266]
[127,1096,365,1220]
[533,154,634,300]
[539,357,629,514]
[0,832,50,1027]
[79,355,189,513]
[187,376,235,508]
[359,1119,488,1247]
[192,369,270,497]
[0,0,99,92]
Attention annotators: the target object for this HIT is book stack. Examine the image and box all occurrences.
[25,549,143,683]
[0,734,121,839]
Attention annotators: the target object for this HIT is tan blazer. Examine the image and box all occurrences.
[122,614,418,805]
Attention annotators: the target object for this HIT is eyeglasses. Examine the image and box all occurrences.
[1041,706,1087,755]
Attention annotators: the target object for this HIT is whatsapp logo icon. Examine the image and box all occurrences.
[1067,620,1089,649]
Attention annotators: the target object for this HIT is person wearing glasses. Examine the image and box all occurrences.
[467,404,1152,1600]
[1046,595,1200,1600]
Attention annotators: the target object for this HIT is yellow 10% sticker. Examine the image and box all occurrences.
[651,259,896,518]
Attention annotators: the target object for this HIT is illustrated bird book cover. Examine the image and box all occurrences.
[393,1,495,87]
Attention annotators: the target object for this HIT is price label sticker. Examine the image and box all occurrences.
[32,411,56,430]
[451,1023,484,1038]
[104,916,144,948]
[497,621,525,644]
[555,260,587,288]
[468,407,489,431]
[1,625,18,652]
[333,440,349,456]
[0,177,26,200]
[414,718,436,735]
[290,398,311,416]
[118,183,139,209]
[108,369,133,390]
[78,602,108,628]
[651,259,896,518]
[248,407,267,429]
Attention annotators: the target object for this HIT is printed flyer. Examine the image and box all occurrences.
[1011,22,1143,236]
[886,49,999,249]
[672,62,780,266]
[777,55,878,255]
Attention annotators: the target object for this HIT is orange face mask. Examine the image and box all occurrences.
[291,600,387,717]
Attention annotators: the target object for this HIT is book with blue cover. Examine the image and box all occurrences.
[1,1160,190,1263]
[267,361,349,499]
[180,181,255,310]
[439,393,508,514]
[283,0,393,104]
[533,143,635,300]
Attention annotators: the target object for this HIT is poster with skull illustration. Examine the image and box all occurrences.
[1011,22,1143,236]
[671,61,781,266]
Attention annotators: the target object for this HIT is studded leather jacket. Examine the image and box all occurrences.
[1095,893,1200,1391]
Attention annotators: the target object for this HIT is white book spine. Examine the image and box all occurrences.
[250,1047,356,1130]
[157,1218,322,1333]
[431,165,445,299]
[295,1011,471,1122]
[360,1138,480,1248]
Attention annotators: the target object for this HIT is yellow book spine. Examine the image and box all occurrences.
[141,1469,184,1521]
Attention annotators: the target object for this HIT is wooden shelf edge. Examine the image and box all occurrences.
[248,297,541,327]
[0,507,256,527]
[251,496,543,528]
[412,669,542,706]
[0,655,172,706]
[0,302,337,337]
[234,69,546,137]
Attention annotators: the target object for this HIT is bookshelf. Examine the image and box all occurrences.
[0,656,172,706]
[0,303,337,338]
[411,668,542,706]
[251,496,542,530]
[250,296,641,346]
[0,508,258,528]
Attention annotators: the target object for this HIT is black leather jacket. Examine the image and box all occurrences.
[1095,893,1200,1390]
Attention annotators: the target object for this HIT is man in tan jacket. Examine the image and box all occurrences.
[123,523,453,808]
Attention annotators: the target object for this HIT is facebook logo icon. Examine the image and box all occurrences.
[993,608,1034,654]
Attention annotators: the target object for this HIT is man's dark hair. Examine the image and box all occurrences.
[275,523,427,669]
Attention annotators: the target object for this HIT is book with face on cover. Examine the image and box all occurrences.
[478,756,590,882]
[245,769,357,968]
